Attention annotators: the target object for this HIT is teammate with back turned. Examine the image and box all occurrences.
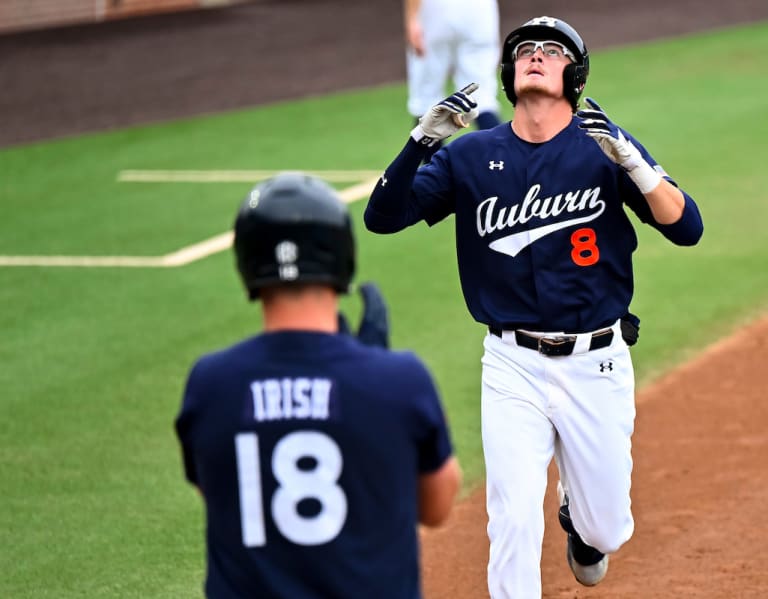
[175,173,461,598]
[365,15,703,599]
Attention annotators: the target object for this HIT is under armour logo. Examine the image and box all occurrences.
[489,161,504,171]
[381,175,388,187]
[599,361,613,372]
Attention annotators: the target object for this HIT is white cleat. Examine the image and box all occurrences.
[566,536,609,586]
[558,480,609,586]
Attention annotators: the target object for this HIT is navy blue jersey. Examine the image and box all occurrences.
[175,331,453,599]
[365,119,703,332]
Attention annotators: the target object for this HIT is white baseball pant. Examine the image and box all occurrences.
[481,320,635,598]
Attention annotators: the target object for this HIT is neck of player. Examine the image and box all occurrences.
[261,285,339,333]
[511,95,573,143]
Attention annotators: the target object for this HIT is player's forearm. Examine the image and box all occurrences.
[651,188,703,246]
[418,456,462,527]
[643,178,685,224]
[404,0,420,24]
[364,139,426,233]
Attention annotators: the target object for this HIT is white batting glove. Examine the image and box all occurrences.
[577,97,662,194]
[411,83,480,147]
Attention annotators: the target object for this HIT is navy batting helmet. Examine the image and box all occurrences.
[233,172,355,300]
[500,16,589,112]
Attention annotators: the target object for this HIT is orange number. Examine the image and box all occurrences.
[570,227,600,266]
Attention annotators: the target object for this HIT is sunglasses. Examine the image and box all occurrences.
[512,40,575,62]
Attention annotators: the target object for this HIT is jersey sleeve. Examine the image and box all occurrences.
[411,147,459,226]
[364,138,456,233]
[619,131,704,246]
[401,353,455,474]
[174,358,208,486]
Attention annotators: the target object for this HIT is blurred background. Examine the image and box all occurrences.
[3,0,768,147]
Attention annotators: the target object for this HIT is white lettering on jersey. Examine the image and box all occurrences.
[476,184,605,257]
[250,377,332,422]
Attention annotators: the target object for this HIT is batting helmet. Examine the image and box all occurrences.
[233,172,355,300]
[500,16,589,112]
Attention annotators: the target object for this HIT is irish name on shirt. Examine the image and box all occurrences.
[250,377,332,422]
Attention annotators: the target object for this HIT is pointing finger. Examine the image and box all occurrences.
[584,97,603,112]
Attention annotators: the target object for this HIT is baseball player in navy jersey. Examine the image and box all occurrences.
[175,172,461,599]
[365,15,703,599]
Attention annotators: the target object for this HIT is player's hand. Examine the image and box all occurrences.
[337,282,390,349]
[356,282,390,348]
[577,98,641,169]
[411,83,480,147]
[406,17,425,56]
[577,97,661,194]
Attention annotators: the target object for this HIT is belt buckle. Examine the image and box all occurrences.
[538,335,576,356]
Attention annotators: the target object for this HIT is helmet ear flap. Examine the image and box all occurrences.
[563,63,588,112]
[500,62,517,105]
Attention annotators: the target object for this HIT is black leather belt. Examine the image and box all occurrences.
[488,326,614,356]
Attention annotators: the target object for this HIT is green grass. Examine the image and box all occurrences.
[1,21,768,597]
[582,22,768,382]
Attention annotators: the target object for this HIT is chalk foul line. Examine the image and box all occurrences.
[0,174,380,268]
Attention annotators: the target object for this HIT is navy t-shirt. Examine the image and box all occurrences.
[175,330,454,599]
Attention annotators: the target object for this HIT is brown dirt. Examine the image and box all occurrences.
[421,316,768,598]
[3,1,768,597]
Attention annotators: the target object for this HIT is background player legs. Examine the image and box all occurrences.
[454,37,501,129]
[406,36,453,163]
[404,0,502,162]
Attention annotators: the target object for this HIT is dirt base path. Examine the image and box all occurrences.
[421,316,768,598]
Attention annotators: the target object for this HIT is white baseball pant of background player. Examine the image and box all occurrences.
[405,0,501,119]
[481,319,635,598]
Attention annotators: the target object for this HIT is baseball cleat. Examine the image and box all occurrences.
[566,535,609,586]
[557,480,609,586]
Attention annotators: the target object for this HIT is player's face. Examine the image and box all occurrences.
[513,39,574,100]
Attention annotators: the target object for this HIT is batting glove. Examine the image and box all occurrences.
[355,282,390,349]
[411,83,480,147]
[577,98,662,194]
[337,282,390,349]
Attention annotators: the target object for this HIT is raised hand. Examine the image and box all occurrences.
[577,97,661,193]
[411,83,480,146]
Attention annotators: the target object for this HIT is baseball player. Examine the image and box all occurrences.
[175,173,461,598]
[404,0,502,161]
[365,16,703,599]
